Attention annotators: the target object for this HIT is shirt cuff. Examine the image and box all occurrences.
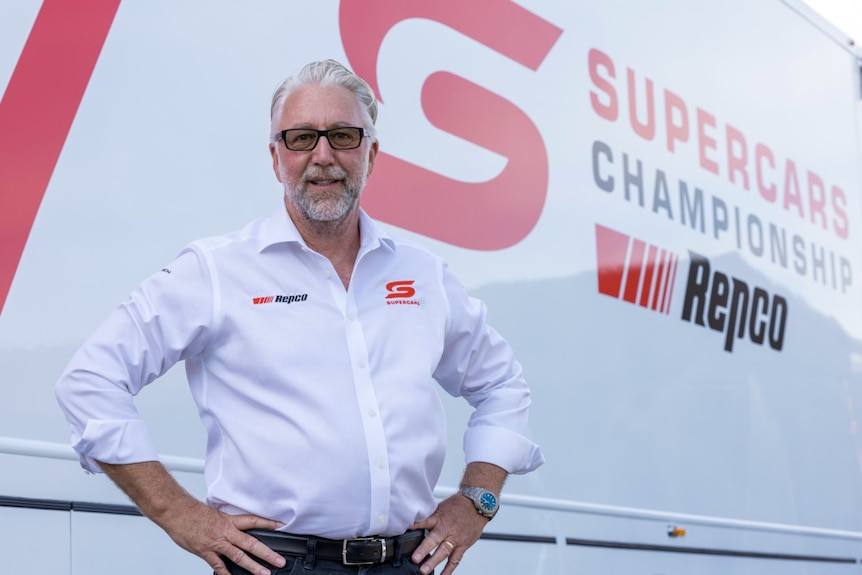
[463,425,545,475]
[72,419,160,473]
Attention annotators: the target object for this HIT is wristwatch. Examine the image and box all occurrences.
[458,486,499,520]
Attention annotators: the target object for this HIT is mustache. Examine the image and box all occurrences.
[303,166,348,181]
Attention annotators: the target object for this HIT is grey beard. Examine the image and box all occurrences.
[289,166,367,223]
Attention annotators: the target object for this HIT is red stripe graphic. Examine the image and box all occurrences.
[0,0,122,315]
[595,224,630,298]
[622,239,645,304]
[639,245,659,308]
[663,254,679,314]
[651,249,667,311]
[595,224,678,315]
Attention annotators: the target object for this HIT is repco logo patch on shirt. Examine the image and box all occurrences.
[252,294,308,305]
[385,280,420,306]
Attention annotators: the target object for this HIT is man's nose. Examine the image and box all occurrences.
[310,135,335,163]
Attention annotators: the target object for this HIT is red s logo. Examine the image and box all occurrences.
[339,0,562,251]
[0,0,122,315]
[386,280,417,299]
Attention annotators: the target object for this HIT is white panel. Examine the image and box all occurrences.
[455,538,562,575]
[565,545,858,575]
[71,512,203,575]
[0,507,70,572]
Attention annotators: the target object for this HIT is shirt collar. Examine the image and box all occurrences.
[259,200,396,254]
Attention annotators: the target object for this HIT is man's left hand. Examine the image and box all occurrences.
[409,494,488,575]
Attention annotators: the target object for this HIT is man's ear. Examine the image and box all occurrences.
[269,141,283,182]
[366,139,379,178]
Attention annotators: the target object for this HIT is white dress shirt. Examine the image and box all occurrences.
[55,205,544,538]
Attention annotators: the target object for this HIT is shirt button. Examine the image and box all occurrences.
[376,459,385,469]
[347,312,356,321]
[357,359,367,368]
[367,408,377,418]
[377,515,386,524]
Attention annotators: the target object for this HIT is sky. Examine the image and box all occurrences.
[801,0,862,45]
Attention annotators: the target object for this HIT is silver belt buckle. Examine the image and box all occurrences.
[342,537,387,566]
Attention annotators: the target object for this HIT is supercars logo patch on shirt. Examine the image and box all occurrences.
[385,280,420,306]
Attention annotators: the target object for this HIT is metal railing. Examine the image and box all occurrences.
[4,435,862,543]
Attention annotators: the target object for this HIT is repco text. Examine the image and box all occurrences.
[680,252,788,352]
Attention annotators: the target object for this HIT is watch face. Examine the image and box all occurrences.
[479,491,498,512]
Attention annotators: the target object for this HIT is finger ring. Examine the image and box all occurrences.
[442,540,455,551]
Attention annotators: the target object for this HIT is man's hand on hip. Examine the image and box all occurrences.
[409,494,488,575]
[98,460,285,575]
[161,497,286,575]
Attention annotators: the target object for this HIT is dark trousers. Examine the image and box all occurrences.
[222,552,428,575]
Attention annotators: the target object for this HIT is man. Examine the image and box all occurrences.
[55,59,543,575]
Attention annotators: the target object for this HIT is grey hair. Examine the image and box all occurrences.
[270,59,378,141]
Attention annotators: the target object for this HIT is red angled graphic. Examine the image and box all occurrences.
[385,280,416,299]
[253,296,275,305]
[595,224,678,314]
[340,0,563,250]
[0,0,122,315]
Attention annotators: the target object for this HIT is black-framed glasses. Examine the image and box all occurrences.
[277,127,368,151]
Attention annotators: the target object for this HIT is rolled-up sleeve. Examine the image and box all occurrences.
[433,262,545,475]
[54,247,214,472]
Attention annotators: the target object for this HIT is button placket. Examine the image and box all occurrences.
[341,290,389,532]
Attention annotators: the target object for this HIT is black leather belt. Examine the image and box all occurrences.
[246,528,424,566]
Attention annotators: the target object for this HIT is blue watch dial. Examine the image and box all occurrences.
[479,492,497,511]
